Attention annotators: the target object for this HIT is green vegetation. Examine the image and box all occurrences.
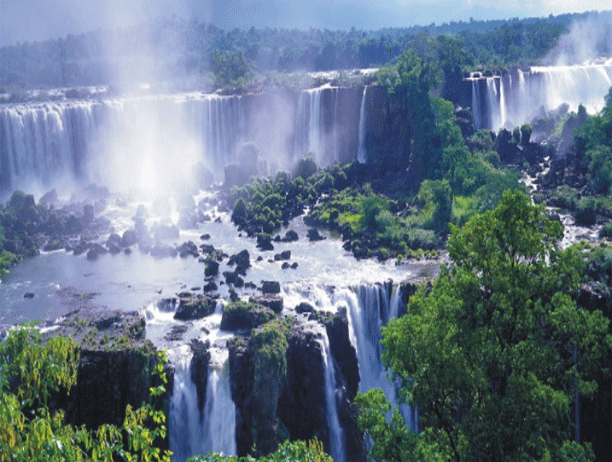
[0,326,170,462]
[357,191,611,461]
[188,439,331,462]
[0,11,583,92]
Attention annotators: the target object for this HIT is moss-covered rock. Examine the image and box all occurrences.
[220,301,276,331]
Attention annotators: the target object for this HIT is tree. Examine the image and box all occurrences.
[0,325,170,462]
[358,191,611,462]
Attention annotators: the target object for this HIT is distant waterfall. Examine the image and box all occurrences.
[0,94,247,194]
[357,86,368,164]
[293,86,342,166]
[469,61,612,131]
[318,331,346,462]
[169,350,237,462]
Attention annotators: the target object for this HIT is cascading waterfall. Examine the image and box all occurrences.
[169,349,237,462]
[342,283,418,431]
[357,86,368,164]
[202,354,237,456]
[0,94,247,194]
[318,331,346,462]
[169,351,208,462]
[470,60,612,131]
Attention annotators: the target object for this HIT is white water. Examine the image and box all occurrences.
[357,86,368,164]
[318,331,346,462]
[470,60,612,131]
[169,349,208,462]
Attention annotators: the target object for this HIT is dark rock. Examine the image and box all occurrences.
[221,301,276,331]
[203,281,218,292]
[281,262,290,269]
[274,250,291,261]
[261,281,281,294]
[295,302,314,314]
[223,271,239,285]
[107,233,122,248]
[249,294,284,314]
[108,243,121,255]
[204,258,220,277]
[256,234,274,251]
[284,230,299,242]
[164,324,188,342]
[200,233,211,240]
[290,262,298,269]
[307,228,325,242]
[86,243,107,261]
[190,339,211,412]
[174,294,218,320]
[178,241,199,258]
[229,249,251,275]
[24,292,35,299]
[123,248,132,255]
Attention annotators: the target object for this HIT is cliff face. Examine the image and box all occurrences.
[228,310,365,461]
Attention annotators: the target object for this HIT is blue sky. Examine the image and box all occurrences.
[0,0,610,46]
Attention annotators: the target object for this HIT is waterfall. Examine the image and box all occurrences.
[202,356,237,456]
[357,86,368,164]
[470,79,484,130]
[318,331,346,462]
[169,349,237,462]
[342,283,418,431]
[169,352,207,462]
[0,94,247,195]
[469,61,612,131]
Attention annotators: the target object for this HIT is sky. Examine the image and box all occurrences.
[0,0,611,46]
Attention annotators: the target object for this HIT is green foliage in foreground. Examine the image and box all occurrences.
[357,191,611,462]
[0,326,171,462]
[188,439,332,462]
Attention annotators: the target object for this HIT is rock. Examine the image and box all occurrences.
[290,262,298,269]
[295,302,314,314]
[106,233,122,248]
[86,243,107,261]
[39,189,58,206]
[234,276,245,288]
[274,250,291,261]
[281,262,290,269]
[204,258,219,277]
[284,230,298,242]
[164,324,188,342]
[190,339,211,411]
[249,294,284,314]
[220,301,276,331]
[223,271,239,285]
[178,241,199,258]
[261,281,281,294]
[256,234,274,251]
[108,243,121,255]
[174,294,218,320]
[200,233,211,240]
[203,281,218,292]
[24,292,35,299]
[229,249,251,275]
[307,228,325,242]
[121,230,137,247]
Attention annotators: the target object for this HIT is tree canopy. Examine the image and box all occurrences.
[358,190,612,462]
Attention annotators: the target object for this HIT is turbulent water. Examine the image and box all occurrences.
[469,60,612,131]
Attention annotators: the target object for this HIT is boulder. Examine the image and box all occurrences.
[220,301,276,331]
[307,229,325,242]
[178,241,199,258]
[261,281,281,294]
[121,230,137,247]
[249,294,284,314]
[174,294,218,321]
[204,258,219,277]
[256,234,274,251]
[274,250,291,261]
[229,249,251,275]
